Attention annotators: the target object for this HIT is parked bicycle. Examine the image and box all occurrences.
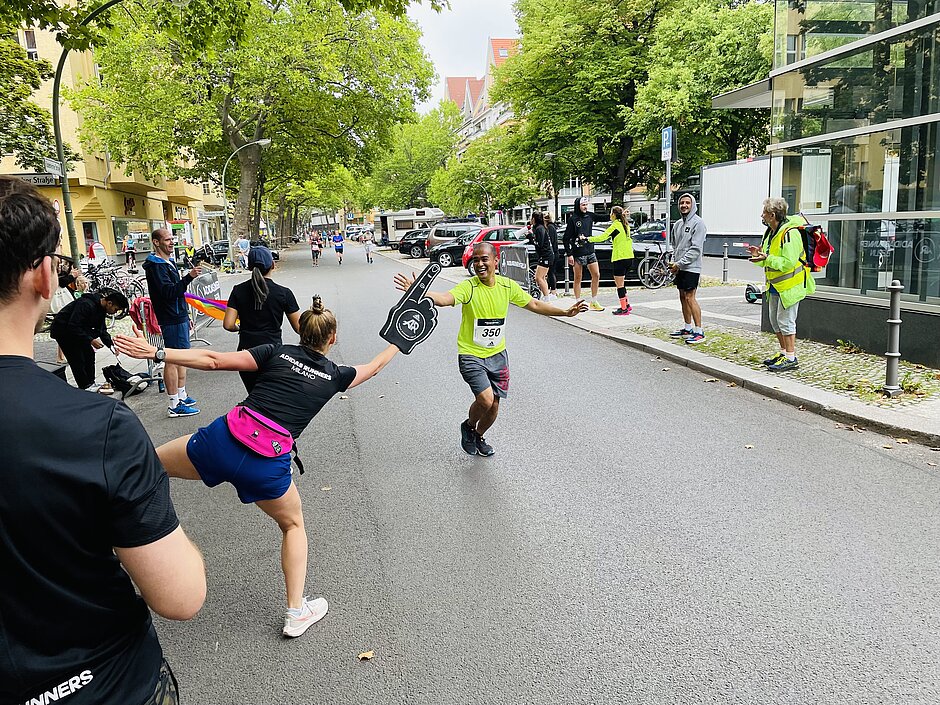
[637,242,676,289]
[83,260,147,303]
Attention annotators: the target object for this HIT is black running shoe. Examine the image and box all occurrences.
[460,420,477,455]
[475,434,495,457]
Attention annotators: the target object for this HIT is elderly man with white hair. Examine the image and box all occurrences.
[748,197,816,372]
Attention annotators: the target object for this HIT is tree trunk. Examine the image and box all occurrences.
[252,170,265,239]
[233,147,262,241]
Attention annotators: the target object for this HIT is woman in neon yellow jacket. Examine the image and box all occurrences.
[589,205,634,315]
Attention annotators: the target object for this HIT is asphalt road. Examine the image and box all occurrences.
[122,244,940,704]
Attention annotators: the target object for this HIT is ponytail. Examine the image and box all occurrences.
[612,206,630,233]
[299,295,337,352]
[250,266,269,310]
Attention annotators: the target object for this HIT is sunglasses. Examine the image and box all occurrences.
[31,252,75,270]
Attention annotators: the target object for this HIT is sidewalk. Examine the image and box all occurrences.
[381,247,940,447]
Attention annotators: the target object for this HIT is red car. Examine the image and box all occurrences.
[461,225,531,274]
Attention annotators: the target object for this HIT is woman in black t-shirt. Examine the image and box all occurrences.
[224,246,301,392]
[115,296,400,639]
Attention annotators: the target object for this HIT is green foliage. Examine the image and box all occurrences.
[0,37,79,170]
[493,0,672,204]
[369,101,462,209]
[69,0,434,236]
[837,339,864,354]
[427,124,539,215]
[631,0,773,187]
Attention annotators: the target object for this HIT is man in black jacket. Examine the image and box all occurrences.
[0,176,206,705]
[143,228,202,417]
[50,288,128,391]
[563,197,604,310]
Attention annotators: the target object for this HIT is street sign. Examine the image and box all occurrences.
[43,157,63,177]
[661,127,673,162]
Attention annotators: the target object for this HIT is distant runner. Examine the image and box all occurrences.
[332,231,344,265]
[394,242,587,457]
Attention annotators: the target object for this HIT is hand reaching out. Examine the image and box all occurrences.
[381,264,442,354]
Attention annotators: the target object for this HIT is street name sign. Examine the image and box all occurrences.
[43,158,63,177]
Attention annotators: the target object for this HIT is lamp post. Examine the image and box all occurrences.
[544,152,560,226]
[52,0,128,261]
[222,138,272,257]
[463,179,492,224]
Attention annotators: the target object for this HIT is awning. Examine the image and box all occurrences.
[712,79,772,109]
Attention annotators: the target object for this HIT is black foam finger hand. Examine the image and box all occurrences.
[380,263,442,354]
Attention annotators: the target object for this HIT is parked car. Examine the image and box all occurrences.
[210,240,230,264]
[552,224,642,284]
[461,225,533,274]
[429,229,486,268]
[398,229,429,258]
[426,221,482,251]
[631,220,669,253]
[250,240,279,260]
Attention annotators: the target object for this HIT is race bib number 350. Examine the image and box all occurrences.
[473,318,505,348]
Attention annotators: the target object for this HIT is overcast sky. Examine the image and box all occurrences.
[407,0,519,112]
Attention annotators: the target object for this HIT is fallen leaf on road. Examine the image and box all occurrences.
[726,382,737,388]
[650,356,661,361]
[378,394,385,399]
[798,405,806,411]
[661,367,670,371]
[339,395,349,400]
[882,444,893,449]
[358,651,375,661]
[321,486,332,491]
[931,447,940,452]
[895,438,909,444]
[703,378,718,383]
[928,462,937,467]
[744,444,754,449]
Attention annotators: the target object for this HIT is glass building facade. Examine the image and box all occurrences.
[768,0,940,307]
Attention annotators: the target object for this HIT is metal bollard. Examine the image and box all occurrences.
[883,279,904,397]
[722,242,729,284]
[564,257,570,295]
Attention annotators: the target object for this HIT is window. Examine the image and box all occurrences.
[498,48,509,57]
[23,30,38,60]
[202,182,211,195]
[785,35,805,65]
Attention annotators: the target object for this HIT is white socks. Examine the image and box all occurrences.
[168,393,179,409]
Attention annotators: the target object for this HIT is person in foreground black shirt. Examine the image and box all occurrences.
[0,176,206,705]
[116,295,401,638]
[224,245,301,392]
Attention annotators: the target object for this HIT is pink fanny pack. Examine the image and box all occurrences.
[225,405,293,458]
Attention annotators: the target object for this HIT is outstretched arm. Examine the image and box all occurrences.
[114,332,259,372]
[524,298,588,317]
[349,343,400,389]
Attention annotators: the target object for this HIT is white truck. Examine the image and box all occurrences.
[698,156,772,257]
[376,208,444,246]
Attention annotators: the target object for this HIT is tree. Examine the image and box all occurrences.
[493,0,673,205]
[370,101,462,209]
[0,37,78,170]
[427,125,540,217]
[631,0,773,186]
[69,0,434,239]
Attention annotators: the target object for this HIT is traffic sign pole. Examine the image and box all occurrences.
[662,127,673,251]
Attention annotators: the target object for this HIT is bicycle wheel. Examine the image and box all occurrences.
[125,279,146,301]
[637,256,667,289]
[527,269,541,299]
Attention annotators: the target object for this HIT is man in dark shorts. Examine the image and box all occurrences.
[394,242,587,456]
[668,193,708,344]
[144,228,202,417]
[0,176,206,705]
[563,197,604,311]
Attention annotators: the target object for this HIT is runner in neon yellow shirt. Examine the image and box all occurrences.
[394,242,587,457]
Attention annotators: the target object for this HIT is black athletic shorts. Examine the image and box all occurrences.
[536,254,555,269]
[674,270,700,291]
[612,259,631,278]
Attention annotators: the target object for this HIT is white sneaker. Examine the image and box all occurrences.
[283,596,329,638]
[547,294,558,302]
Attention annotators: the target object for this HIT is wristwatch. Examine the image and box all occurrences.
[154,347,166,362]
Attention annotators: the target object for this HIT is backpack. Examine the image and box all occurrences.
[102,364,146,399]
[791,215,834,272]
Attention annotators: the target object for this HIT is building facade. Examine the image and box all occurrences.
[2,27,219,260]
[717,0,940,364]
